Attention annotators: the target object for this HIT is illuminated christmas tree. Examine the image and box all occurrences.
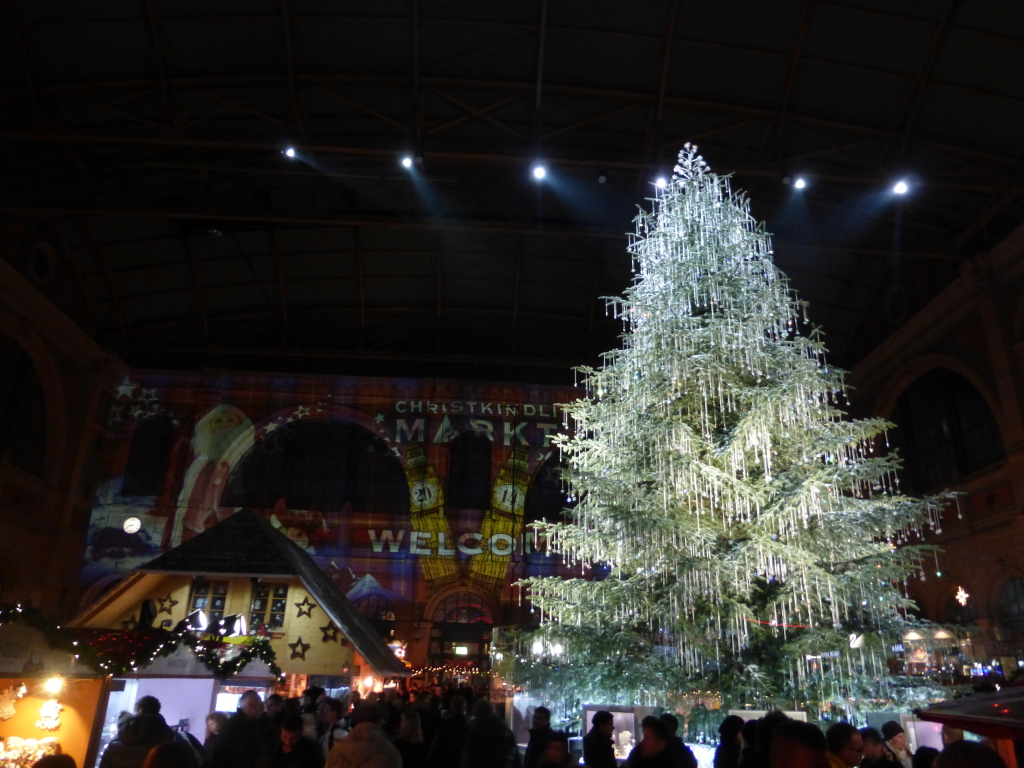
[523,145,946,713]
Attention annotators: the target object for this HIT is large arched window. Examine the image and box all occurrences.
[998,577,1024,631]
[122,416,175,496]
[431,591,494,625]
[222,420,409,514]
[890,368,1005,492]
[447,431,491,509]
[0,331,46,477]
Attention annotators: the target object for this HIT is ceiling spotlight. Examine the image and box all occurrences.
[532,164,547,180]
[893,180,909,195]
[284,147,296,158]
[597,172,607,184]
[794,178,806,189]
[401,156,413,169]
[655,177,668,189]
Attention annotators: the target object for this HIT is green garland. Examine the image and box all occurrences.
[0,602,281,680]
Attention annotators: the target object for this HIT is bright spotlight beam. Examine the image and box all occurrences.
[893,180,909,195]
[655,177,667,189]
[532,164,546,180]
[401,156,413,169]
[284,147,296,158]
[794,178,806,189]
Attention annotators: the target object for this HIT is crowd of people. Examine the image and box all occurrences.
[709,710,1009,768]
[20,688,1014,768]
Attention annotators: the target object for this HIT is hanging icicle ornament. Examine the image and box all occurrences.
[522,144,949,701]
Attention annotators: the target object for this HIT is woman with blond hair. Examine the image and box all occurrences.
[393,709,427,768]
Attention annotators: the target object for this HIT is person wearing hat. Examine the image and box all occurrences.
[880,722,912,768]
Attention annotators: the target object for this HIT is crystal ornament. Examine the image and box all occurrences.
[523,144,946,690]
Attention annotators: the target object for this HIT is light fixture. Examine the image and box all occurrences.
[893,180,908,195]
[43,677,64,695]
[551,643,564,655]
[284,147,296,158]
[401,156,413,169]
[532,164,547,180]
[362,676,374,689]
[655,177,667,189]
[454,646,469,656]
[531,639,544,655]
[794,178,806,189]
[186,609,208,631]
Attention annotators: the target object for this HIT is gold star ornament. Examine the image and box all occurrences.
[294,596,317,618]
[955,586,969,607]
[288,637,311,660]
[157,594,179,615]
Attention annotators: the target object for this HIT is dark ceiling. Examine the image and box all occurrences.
[2,0,1022,383]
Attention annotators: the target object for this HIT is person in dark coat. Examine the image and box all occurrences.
[739,719,758,766]
[427,695,468,768]
[259,715,324,768]
[210,690,280,768]
[626,716,673,768]
[715,715,744,768]
[658,713,697,768]
[523,707,553,768]
[538,732,575,768]
[582,711,616,768]
[394,709,428,768]
[460,700,520,768]
[100,696,175,768]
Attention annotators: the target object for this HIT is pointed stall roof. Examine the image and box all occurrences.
[137,510,408,677]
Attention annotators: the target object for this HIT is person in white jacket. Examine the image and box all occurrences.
[326,704,401,768]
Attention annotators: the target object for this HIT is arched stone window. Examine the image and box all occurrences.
[447,431,491,509]
[0,331,46,477]
[890,368,1004,492]
[998,577,1024,631]
[222,420,409,514]
[122,416,175,496]
[431,591,494,625]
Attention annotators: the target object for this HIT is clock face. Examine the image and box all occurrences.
[409,480,438,508]
[495,483,525,513]
[122,516,142,534]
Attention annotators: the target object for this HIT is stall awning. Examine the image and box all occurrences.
[915,688,1024,741]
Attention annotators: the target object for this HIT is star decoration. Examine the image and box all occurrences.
[139,388,159,405]
[295,405,311,417]
[295,596,317,618]
[374,413,385,423]
[116,377,138,399]
[285,416,295,423]
[109,405,124,424]
[288,637,311,661]
[120,614,138,630]
[956,586,969,606]
[157,594,179,615]
[264,422,280,434]
[320,621,340,643]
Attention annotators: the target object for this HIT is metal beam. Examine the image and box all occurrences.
[534,0,548,113]
[143,0,182,128]
[82,221,130,342]
[179,234,210,335]
[427,93,522,137]
[412,0,422,146]
[644,0,679,153]
[897,0,962,154]
[3,131,1015,191]
[268,227,289,328]
[281,0,305,133]
[0,206,961,256]
[763,0,815,162]
[354,226,366,348]
[433,91,530,141]
[51,219,101,329]
[951,190,1020,251]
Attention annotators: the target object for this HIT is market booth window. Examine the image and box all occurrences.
[0,330,46,477]
[890,368,1005,492]
[189,579,228,626]
[249,583,289,634]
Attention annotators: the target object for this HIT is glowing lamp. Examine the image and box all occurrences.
[655,177,667,189]
[284,147,296,159]
[794,178,806,189]
[401,156,413,169]
[43,677,64,695]
[454,646,469,656]
[532,165,546,180]
[363,676,374,689]
[893,180,908,195]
